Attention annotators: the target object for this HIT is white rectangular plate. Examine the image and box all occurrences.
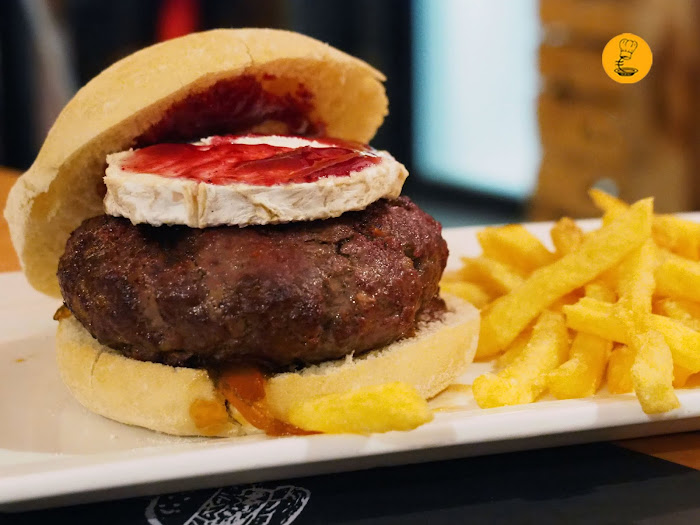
[3,217,700,511]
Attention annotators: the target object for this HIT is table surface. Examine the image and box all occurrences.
[3,166,700,521]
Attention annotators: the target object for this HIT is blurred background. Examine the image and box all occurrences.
[1,0,699,227]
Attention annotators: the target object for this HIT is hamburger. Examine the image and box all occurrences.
[4,29,479,437]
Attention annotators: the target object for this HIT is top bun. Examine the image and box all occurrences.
[4,28,388,297]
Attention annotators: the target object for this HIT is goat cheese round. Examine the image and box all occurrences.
[103,135,408,227]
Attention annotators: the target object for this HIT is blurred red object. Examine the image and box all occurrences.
[157,0,200,41]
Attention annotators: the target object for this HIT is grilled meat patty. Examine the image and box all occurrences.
[57,197,448,370]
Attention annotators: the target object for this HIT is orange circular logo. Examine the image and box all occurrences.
[602,33,653,84]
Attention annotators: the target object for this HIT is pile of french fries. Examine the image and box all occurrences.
[441,190,700,414]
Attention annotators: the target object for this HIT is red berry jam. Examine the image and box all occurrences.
[136,75,325,147]
[119,135,381,186]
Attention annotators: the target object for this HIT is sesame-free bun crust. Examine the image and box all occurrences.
[55,295,480,437]
[5,28,388,297]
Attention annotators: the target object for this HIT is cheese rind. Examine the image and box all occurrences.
[104,136,408,227]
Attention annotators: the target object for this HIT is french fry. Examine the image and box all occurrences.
[477,224,555,274]
[597,265,622,292]
[653,298,700,387]
[630,330,680,414]
[590,189,700,259]
[550,217,584,256]
[458,189,698,413]
[563,297,700,373]
[473,311,569,408]
[439,280,491,309]
[584,281,616,303]
[459,256,524,296]
[654,298,700,331]
[607,344,635,394]
[612,239,656,401]
[653,214,700,260]
[439,269,463,282]
[673,365,693,389]
[615,302,679,413]
[685,373,700,388]
[287,382,432,434]
[496,328,532,369]
[547,332,612,399]
[589,188,627,215]
[548,291,584,313]
[616,240,656,320]
[656,256,700,303]
[477,199,652,359]
[589,189,627,224]
[547,281,614,399]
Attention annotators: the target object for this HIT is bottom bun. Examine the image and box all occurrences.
[56,295,480,437]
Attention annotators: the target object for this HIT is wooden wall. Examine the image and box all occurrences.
[531,0,700,219]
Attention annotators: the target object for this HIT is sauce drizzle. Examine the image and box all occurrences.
[217,367,317,436]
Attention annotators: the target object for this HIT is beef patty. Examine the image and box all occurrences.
[57,197,448,370]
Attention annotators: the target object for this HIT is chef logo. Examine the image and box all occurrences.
[145,484,311,525]
[602,33,652,84]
